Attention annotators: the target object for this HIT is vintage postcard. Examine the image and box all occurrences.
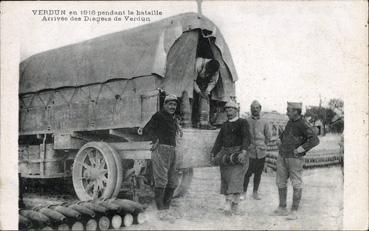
[1,1,368,230]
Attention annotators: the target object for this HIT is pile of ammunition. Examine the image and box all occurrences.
[266,150,342,170]
[19,198,146,230]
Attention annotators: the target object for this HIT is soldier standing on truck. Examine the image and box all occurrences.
[139,94,181,216]
[210,101,251,216]
[241,100,272,201]
[193,57,220,129]
[273,102,319,220]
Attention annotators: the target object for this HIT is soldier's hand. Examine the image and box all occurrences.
[293,146,305,157]
[199,92,207,98]
[238,150,248,164]
[150,140,159,151]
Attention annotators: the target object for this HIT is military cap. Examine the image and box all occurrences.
[251,100,261,107]
[287,102,302,109]
[164,94,178,103]
[224,100,238,109]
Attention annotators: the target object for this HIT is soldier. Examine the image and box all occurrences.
[273,102,319,220]
[193,57,220,129]
[139,94,181,214]
[241,100,272,200]
[210,101,251,216]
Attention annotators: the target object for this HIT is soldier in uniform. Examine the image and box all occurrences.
[241,100,272,200]
[192,57,220,129]
[273,102,319,220]
[210,101,251,216]
[139,94,181,214]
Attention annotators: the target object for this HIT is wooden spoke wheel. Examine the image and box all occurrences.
[73,142,121,201]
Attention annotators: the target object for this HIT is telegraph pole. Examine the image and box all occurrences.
[197,0,203,18]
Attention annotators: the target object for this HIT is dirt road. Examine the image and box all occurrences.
[131,166,343,230]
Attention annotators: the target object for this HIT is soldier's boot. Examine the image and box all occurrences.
[154,188,166,210]
[252,191,261,200]
[231,202,245,216]
[272,187,288,216]
[252,174,262,200]
[286,188,302,220]
[163,187,176,209]
[224,200,232,216]
[155,188,175,222]
[240,192,246,201]
[240,177,250,201]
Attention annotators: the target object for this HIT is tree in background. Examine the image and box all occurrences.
[304,98,344,134]
[328,98,344,110]
[328,98,344,133]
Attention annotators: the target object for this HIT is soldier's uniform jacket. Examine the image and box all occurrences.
[279,117,319,158]
[193,58,219,94]
[143,110,179,147]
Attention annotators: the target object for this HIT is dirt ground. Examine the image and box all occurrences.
[130,166,343,230]
[22,135,343,230]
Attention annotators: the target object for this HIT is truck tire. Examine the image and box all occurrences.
[72,142,118,201]
[105,144,123,199]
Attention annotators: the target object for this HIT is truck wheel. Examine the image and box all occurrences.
[73,142,118,201]
[106,144,123,199]
[174,168,193,198]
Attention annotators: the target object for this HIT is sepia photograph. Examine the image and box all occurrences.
[0,0,367,230]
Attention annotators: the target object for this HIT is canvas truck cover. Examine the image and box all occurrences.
[20,12,238,100]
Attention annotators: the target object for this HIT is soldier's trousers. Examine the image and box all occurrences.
[276,155,304,189]
[244,157,265,192]
[152,144,178,188]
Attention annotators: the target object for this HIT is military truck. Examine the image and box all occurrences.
[19,12,238,203]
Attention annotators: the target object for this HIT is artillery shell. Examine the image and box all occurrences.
[20,210,50,224]
[114,199,144,212]
[111,215,122,229]
[71,221,84,231]
[69,204,95,217]
[123,213,133,227]
[98,216,110,231]
[53,205,81,219]
[57,223,69,230]
[98,200,120,211]
[85,218,98,231]
[135,212,146,224]
[81,202,108,213]
[19,214,32,228]
[41,226,53,231]
[39,207,67,222]
[110,199,135,213]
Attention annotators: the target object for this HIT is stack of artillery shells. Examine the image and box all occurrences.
[19,198,147,230]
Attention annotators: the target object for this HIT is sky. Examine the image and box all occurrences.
[18,1,365,113]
